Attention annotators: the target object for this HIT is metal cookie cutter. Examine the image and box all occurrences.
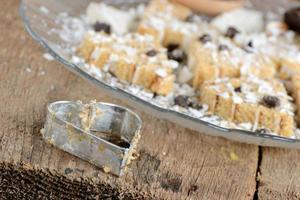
[42,101,142,176]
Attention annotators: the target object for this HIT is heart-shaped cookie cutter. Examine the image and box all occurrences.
[42,101,142,176]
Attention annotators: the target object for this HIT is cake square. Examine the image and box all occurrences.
[199,77,295,136]
[215,96,235,121]
[234,103,258,125]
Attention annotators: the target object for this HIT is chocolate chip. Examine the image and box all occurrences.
[174,95,190,108]
[247,41,253,48]
[167,43,180,52]
[256,128,267,134]
[189,101,203,110]
[224,27,239,39]
[234,86,242,93]
[174,96,203,109]
[243,41,254,53]
[261,95,280,108]
[284,7,300,33]
[198,34,212,44]
[146,49,158,57]
[218,44,229,51]
[167,49,187,63]
[185,14,195,22]
[93,22,111,34]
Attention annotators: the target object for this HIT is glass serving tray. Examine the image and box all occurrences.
[20,0,300,148]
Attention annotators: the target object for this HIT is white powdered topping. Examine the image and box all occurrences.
[258,82,273,94]
[201,115,220,125]
[147,16,166,31]
[178,67,193,84]
[238,123,252,130]
[53,13,86,43]
[266,21,287,36]
[71,55,83,64]
[109,54,119,63]
[89,32,113,44]
[219,92,230,99]
[147,56,158,64]
[163,60,179,69]
[88,64,103,78]
[40,6,49,14]
[211,8,264,33]
[244,92,258,104]
[210,85,221,92]
[86,3,135,35]
[169,19,199,35]
[174,84,195,96]
[43,53,54,61]
[203,42,217,51]
[113,44,137,56]
[91,47,102,60]
[134,33,154,44]
[49,1,300,138]
[188,107,205,118]
[232,94,243,104]
[214,77,229,84]
[155,68,168,78]
[225,82,234,92]
[295,129,300,139]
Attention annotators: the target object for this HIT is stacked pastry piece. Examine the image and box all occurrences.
[231,22,300,126]
[188,34,277,89]
[231,22,300,80]
[138,0,297,135]
[78,31,177,95]
[199,77,294,136]
[78,0,300,137]
[137,0,193,44]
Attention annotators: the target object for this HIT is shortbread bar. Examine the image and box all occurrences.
[291,74,300,124]
[278,56,300,80]
[189,35,241,88]
[189,34,277,89]
[232,24,300,81]
[144,0,191,21]
[137,0,192,43]
[199,77,295,136]
[78,31,161,60]
[78,31,114,60]
[78,32,177,95]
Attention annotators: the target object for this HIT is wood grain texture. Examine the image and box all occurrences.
[258,148,300,200]
[3,0,299,199]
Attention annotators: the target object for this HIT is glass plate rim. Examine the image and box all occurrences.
[19,0,300,148]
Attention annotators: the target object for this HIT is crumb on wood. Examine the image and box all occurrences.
[230,151,239,161]
[103,166,111,173]
[43,53,54,61]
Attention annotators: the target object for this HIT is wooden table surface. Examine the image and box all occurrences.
[1,0,300,199]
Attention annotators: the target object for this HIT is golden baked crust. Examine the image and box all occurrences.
[76,0,300,137]
[78,31,176,95]
[199,77,295,136]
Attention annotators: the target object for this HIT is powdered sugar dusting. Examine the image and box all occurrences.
[42,1,300,138]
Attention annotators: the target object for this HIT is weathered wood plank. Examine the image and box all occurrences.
[0,0,258,199]
[258,148,300,200]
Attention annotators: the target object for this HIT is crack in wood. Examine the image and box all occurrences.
[187,184,198,196]
[253,146,262,200]
[0,0,273,198]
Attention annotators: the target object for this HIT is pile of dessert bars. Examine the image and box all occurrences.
[77,0,300,137]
